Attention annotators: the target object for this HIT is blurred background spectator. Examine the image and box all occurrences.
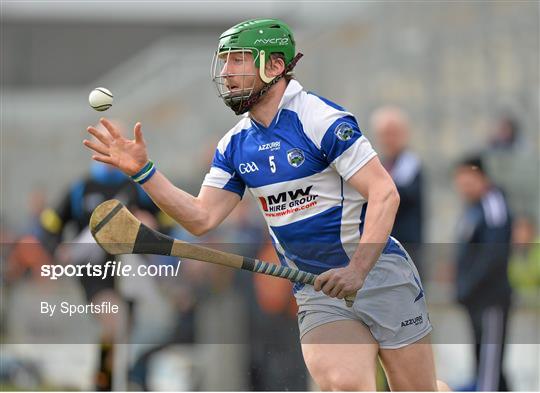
[488,113,524,152]
[371,105,425,277]
[453,155,513,391]
[249,240,308,391]
[37,122,167,390]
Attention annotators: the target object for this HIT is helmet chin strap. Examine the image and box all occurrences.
[230,52,303,115]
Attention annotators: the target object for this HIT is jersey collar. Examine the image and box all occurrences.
[277,79,303,110]
[248,80,303,131]
[244,79,303,118]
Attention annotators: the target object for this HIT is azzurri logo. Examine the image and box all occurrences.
[258,141,281,151]
[287,148,305,168]
[401,315,423,327]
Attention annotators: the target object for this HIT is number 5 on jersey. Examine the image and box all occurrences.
[269,155,276,173]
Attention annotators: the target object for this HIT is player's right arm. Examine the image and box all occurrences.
[84,118,240,236]
[139,172,240,236]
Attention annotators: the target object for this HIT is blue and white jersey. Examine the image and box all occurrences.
[203,80,405,276]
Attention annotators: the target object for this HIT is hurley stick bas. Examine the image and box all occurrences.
[90,199,356,307]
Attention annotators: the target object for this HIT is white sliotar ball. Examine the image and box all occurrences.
[89,87,113,111]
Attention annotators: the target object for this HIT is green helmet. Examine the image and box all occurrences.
[211,18,300,115]
[218,19,295,74]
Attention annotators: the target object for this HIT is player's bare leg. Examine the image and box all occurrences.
[301,320,379,391]
[437,379,452,391]
[379,334,448,391]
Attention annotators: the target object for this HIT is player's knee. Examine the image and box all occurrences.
[319,371,375,391]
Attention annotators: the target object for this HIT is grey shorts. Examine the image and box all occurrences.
[295,248,432,349]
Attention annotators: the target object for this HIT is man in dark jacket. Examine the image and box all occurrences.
[454,155,512,391]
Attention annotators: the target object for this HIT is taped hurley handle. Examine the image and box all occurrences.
[173,239,358,307]
[240,256,357,307]
[90,199,357,307]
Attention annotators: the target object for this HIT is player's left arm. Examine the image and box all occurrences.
[314,156,400,299]
[347,156,400,271]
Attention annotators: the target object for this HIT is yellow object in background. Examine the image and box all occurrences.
[508,236,540,298]
[40,208,62,234]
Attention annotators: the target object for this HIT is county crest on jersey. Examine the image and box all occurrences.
[287,148,305,167]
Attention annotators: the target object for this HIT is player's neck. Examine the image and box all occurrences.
[249,79,288,128]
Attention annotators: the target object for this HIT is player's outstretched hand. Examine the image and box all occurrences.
[83,118,149,176]
[314,264,365,300]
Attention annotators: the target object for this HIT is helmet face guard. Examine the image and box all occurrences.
[211,48,260,115]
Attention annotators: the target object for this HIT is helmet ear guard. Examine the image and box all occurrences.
[258,50,277,84]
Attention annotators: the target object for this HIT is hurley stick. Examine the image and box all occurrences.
[90,199,356,307]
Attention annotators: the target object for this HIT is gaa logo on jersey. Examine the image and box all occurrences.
[334,122,355,141]
[239,162,259,174]
[287,148,305,167]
